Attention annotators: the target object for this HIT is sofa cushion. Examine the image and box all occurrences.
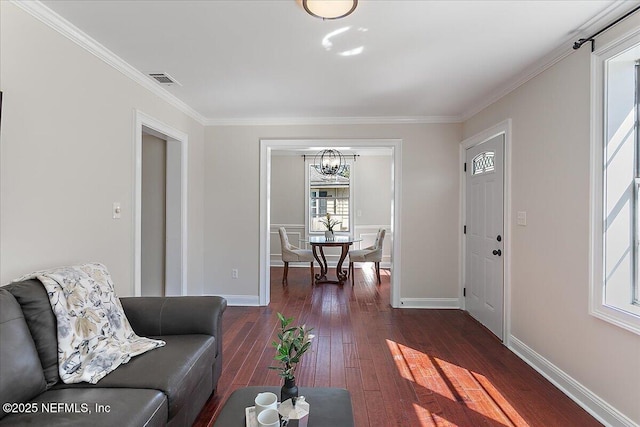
[53,334,215,420]
[0,387,167,427]
[0,289,47,419]
[3,279,59,388]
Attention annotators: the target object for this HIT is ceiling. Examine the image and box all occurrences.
[38,0,637,124]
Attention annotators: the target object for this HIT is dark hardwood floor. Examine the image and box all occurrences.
[194,265,601,427]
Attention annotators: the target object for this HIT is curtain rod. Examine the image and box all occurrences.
[573,5,640,51]
[302,154,359,161]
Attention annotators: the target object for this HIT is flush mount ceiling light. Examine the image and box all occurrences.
[299,0,357,20]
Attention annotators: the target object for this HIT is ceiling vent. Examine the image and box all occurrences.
[148,73,181,86]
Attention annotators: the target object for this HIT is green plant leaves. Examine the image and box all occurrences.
[270,312,315,380]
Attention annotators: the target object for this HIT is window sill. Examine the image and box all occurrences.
[589,303,640,336]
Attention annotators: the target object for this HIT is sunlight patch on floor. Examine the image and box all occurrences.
[358,263,376,281]
[386,339,519,426]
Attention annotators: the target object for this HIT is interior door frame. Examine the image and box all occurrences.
[460,119,512,345]
[134,110,188,297]
[260,138,402,307]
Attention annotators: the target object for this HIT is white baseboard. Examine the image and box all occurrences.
[217,294,260,306]
[270,261,312,268]
[269,261,392,269]
[399,298,460,309]
[509,336,637,427]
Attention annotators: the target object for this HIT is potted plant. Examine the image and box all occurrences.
[269,312,314,403]
[319,213,341,240]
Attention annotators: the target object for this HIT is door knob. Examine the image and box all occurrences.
[492,249,502,256]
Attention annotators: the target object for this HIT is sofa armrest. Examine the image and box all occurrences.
[119,296,227,337]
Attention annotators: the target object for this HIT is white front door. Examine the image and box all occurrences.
[465,134,504,340]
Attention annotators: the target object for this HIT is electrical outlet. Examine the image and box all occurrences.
[232,269,238,279]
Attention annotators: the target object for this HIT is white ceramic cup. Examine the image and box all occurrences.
[254,392,278,416]
[256,408,280,427]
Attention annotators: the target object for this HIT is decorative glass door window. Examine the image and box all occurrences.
[472,151,495,175]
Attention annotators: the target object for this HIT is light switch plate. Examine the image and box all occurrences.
[517,211,527,226]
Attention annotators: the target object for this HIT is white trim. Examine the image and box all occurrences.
[460,1,640,121]
[215,295,260,306]
[134,110,188,297]
[7,0,459,127]
[399,298,460,309]
[205,115,461,126]
[460,119,513,345]
[589,28,640,336]
[12,0,206,125]
[304,156,355,236]
[509,336,638,427]
[14,1,638,128]
[271,224,392,267]
[260,139,402,308]
[271,261,310,268]
[391,141,402,308]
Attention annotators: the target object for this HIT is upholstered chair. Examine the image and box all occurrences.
[349,228,386,285]
[278,227,315,285]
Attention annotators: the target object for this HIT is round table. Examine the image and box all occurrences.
[304,235,361,285]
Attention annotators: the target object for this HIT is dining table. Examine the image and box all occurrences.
[304,235,362,285]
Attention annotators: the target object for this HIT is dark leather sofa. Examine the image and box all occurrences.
[0,279,227,426]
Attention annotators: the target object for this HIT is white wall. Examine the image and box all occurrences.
[204,123,461,301]
[463,24,640,424]
[0,2,206,296]
[271,155,306,225]
[354,155,392,226]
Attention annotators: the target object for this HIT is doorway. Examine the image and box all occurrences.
[259,139,403,307]
[134,111,188,296]
[461,120,511,343]
[141,132,167,296]
[465,134,504,339]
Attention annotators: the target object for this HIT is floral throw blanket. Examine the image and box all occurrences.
[14,263,165,384]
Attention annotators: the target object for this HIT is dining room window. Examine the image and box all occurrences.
[307,162,352,233]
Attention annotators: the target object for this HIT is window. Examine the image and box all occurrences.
[472,151,495,175]
[307,162,352,233]
[591,31,640,335]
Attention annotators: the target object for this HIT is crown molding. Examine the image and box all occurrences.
[12,0,207,126]
[10,0,460,128]
[15,0,637,128]
[460,0,640,122]
[204,115,462,126]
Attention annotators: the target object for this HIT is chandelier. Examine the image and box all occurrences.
[314,149,345,176]
[299,0,358,20]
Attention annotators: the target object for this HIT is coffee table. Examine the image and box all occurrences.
[213,386,354,426]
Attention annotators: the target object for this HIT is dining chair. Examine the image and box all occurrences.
[348,228,386,286]
[278,227,314,285]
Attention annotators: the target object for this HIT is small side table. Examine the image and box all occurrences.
[213,386,354,426]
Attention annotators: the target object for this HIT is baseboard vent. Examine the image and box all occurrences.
[148,72,181,86]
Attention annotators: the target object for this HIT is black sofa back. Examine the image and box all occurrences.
[0,288,47,420]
